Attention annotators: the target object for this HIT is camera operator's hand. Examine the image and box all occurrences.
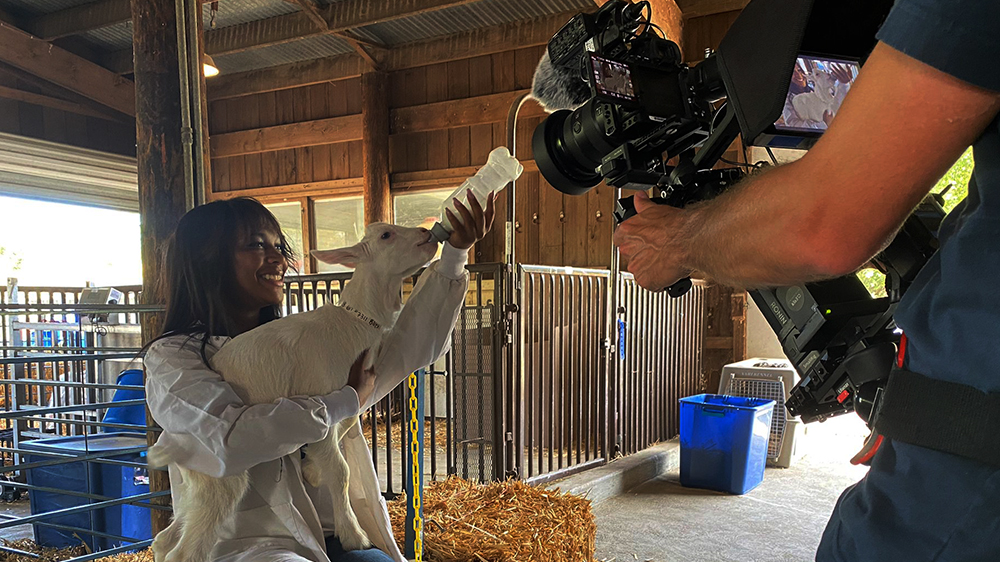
[613,191,693,291]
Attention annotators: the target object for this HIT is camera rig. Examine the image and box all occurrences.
[531,0,932,427]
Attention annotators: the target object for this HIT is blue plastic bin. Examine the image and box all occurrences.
[21,433,152,550]
[101,369,146,433]
[679,394,775,494]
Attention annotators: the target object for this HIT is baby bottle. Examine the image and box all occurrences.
[429,146,523,243]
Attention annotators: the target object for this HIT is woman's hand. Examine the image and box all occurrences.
[447,191,496,250]
[346,350,375,408]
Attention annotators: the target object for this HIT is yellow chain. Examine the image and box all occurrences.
[408,373,423,562]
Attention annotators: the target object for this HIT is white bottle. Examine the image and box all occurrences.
[429,146,524,243]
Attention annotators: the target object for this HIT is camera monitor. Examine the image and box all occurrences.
[588,53,638,105]
[752,53,860,149]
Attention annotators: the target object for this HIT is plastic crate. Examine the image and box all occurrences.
[101,369,146,433]
[719,358,805,468]
[21,433,151,550]
[679,394,775,494]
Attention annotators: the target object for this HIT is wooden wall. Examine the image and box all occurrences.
[0,70,136,156]
[206,44,614,270]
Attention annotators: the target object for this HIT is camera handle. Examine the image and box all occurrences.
[614,195,693,298]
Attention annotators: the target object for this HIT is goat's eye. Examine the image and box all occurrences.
[380,232,391,240]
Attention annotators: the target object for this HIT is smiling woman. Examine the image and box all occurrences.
[158,197,296,342]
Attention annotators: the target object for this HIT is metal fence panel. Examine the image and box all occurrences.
[516,265,611,484]
[614,275,706,457]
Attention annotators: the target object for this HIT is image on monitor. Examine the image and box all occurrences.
[589,53,637,103]
[774,54,860,133]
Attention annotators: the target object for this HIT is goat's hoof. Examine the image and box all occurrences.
[337,528,372,552]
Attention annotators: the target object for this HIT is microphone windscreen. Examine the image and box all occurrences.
[530,51,591,112]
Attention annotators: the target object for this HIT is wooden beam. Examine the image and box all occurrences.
[210,114,363,158]
[208,10,580,101]
[29,0,132,40]
[208,178,363,201]
[109,0,480,75]
[0,84,128,122]
[283,0,328,31]
[675,0,749,19]
[0,60,133,122]
[362,71,390,224]
[0,22,134,116]
[208,54,363,101]
[390,90,545,134]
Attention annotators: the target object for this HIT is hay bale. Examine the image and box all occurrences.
[388,477,596,562]
[0,539,86,562]
[0,539,152,562]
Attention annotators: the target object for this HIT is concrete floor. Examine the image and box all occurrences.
[594,416,871,562]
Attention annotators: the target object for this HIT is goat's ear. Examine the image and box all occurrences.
[311,246,361,268]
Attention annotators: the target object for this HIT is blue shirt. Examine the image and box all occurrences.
[878,0,1000,393]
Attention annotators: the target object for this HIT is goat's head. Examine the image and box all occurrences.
[311,223,438,279]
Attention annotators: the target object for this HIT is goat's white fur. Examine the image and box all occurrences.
[148,222,438,562]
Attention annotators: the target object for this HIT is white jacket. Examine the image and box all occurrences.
[144,245,470,562]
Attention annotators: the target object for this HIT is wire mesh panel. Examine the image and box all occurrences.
[516,266,611,483]
[0,289,164,559]
[614,276,706,457]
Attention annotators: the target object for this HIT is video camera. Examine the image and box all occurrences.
[530,0,942,427]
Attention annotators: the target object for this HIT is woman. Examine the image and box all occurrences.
[145,193,494,562]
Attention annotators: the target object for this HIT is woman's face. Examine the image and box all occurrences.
[231,228,288,313]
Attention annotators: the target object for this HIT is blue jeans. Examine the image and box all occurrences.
[325,535,394,562]
[816,439,1000,561]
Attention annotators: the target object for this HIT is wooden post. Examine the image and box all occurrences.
[362,70,391,224]
[131,0,198,535]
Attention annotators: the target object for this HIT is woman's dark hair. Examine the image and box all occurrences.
[153,198,296,362]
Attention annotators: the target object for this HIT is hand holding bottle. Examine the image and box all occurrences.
[446,190,496,250]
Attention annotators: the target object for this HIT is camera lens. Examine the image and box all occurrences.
[532,100,617,195]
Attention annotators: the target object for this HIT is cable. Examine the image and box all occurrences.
[765,146,779,165]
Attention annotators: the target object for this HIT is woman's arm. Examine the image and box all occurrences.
[145,336,360,477]
[367,243,469,410]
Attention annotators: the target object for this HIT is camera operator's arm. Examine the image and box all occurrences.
[614,42,1000,290]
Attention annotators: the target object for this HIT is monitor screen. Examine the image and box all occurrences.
[589,53,638,103]
[773,55,860,134]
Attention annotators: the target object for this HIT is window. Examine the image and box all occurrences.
[393,189,451,229]
[264,202,303,270]
[394,189,452,260]
[314,197,365,272]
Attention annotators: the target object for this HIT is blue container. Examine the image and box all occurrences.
[679,394,775,494]
[101,370,146,433]
[21,433,152,550]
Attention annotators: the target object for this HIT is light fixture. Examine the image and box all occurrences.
[203,54,219,78]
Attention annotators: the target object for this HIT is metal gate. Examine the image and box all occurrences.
[513,265,612,484]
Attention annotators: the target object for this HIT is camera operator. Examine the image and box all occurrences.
[615,0,1000,559]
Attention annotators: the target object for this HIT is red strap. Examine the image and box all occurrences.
[897,332,907,368]
[851,432,884,466]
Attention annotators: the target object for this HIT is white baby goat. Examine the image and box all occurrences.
[148,222,439,562]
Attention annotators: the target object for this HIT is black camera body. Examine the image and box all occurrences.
[533,0,725,195]
[531,0,933,427]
